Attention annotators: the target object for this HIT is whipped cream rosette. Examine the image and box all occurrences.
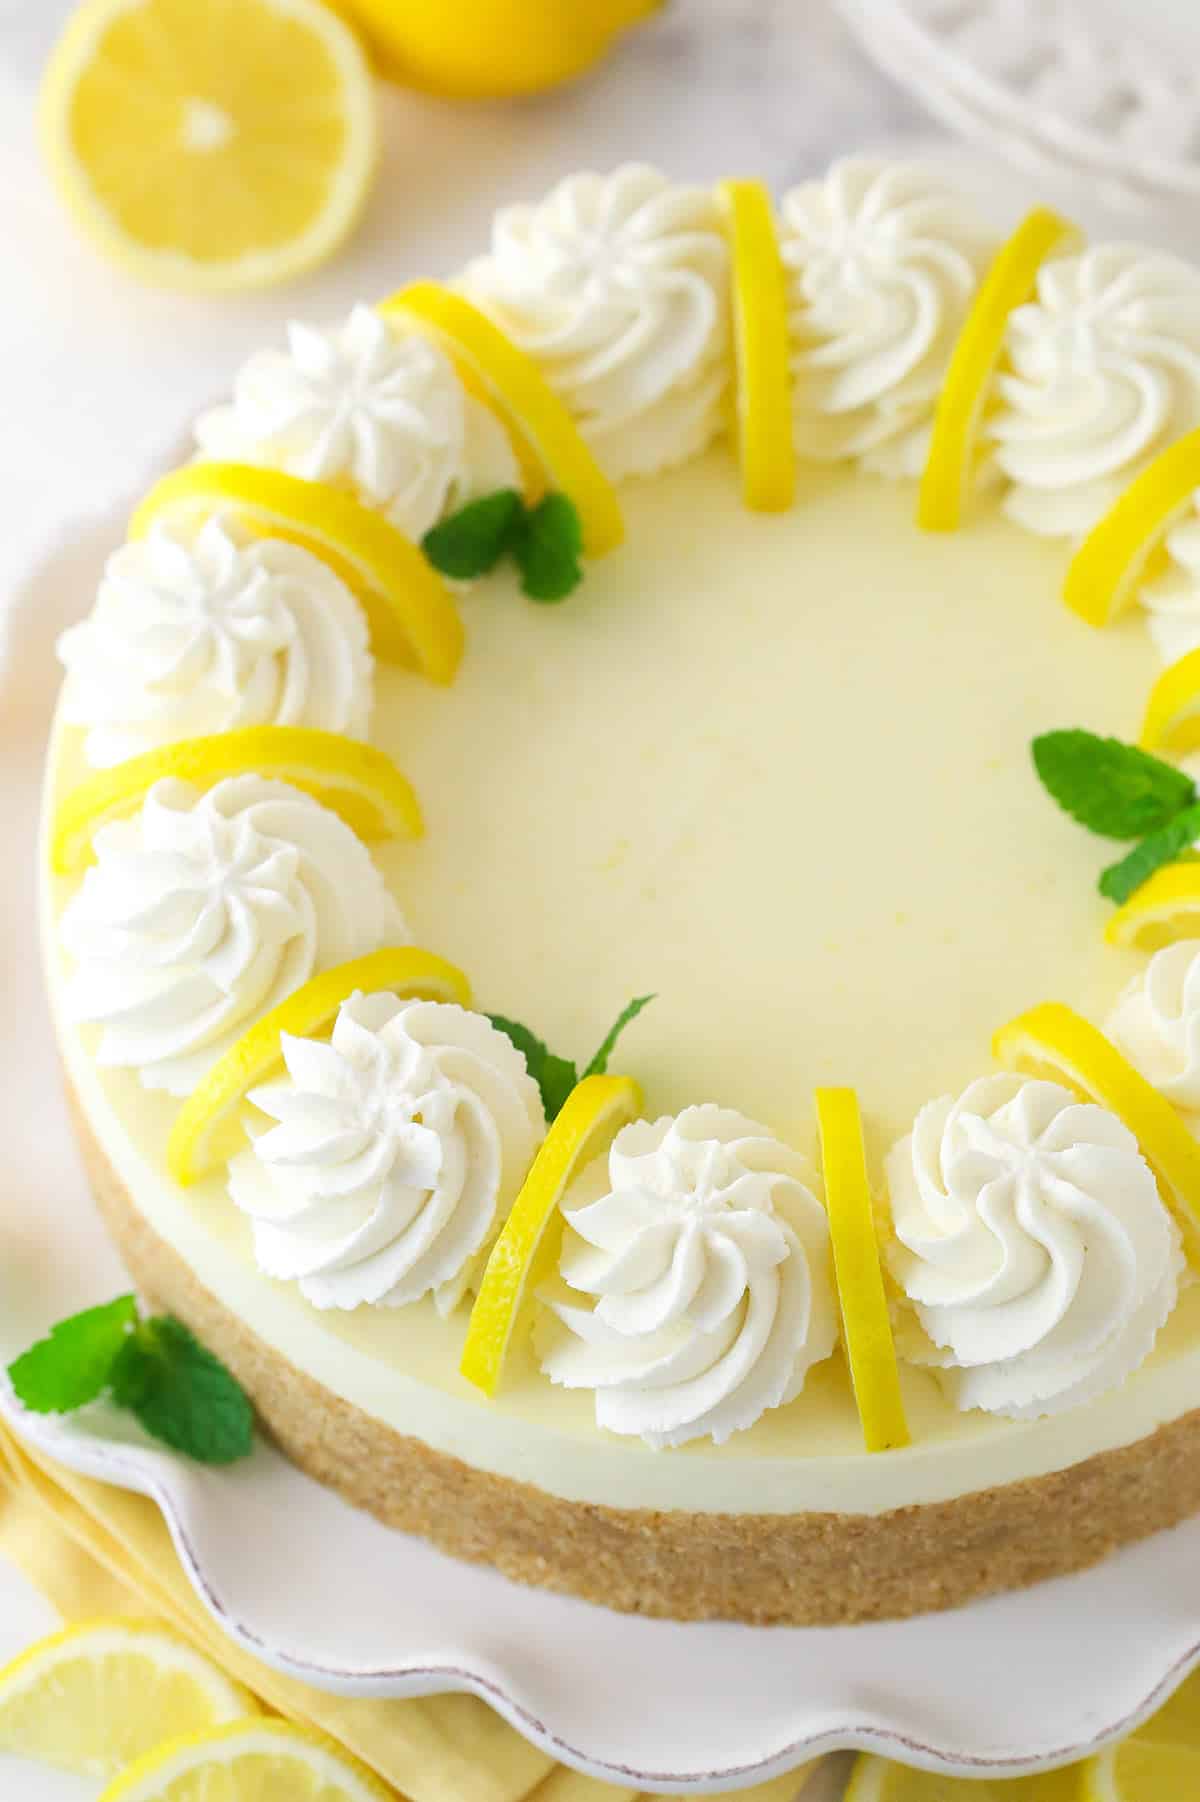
[460,164,731,481]
[194,304,518,540]
[988,246,1200,540]
[228,993,546,1314]
[886,1074,1184,1419]
[60,775,401,1096]
[535,1105,838,1447]
[1108,940,1200,1115]
[778,158,995,478]
[58,517,373,768]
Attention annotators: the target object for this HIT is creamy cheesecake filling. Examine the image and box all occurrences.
[48,455,1200,1504]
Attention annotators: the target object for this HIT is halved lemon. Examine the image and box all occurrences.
[717,178,796,512]
[379,282,625,557]
[40,0,376,294]
[51,725,423,876]
[917,207,1079,532]
[1081,1667,1200,1800]
[97,1717,392,1802]
[816,1087,909,1454]
[130,463,463,680]
[1140,647,1200,754]
[993,1000,1200,1262]
[0,1619,256,1778]
[846,1749,1080,1802]
[460,1072,642,1396]
[168,945,470,1185]
[1105,863,1200,951]
[1065,426,1200,627]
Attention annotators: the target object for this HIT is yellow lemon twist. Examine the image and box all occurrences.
[717,178,797,513]
[1065,426,1200,628]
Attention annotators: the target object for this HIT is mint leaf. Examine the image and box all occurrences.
[1032,730,1195,840]
[512,493,584,602]
[111,1317,253,1466]
[422,489,523,580]
[487,1013,579,1121]
[581,994,656,1080]
[1100,803,1200,904]
[8,1294,137,1413]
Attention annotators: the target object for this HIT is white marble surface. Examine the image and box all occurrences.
[0,5,921,1793]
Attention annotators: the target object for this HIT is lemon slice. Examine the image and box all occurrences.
[1140,646,1200,754]
[993,1000,1200,1261]
[918,207,1079,532]
[815,1087,909,1454]
[168,945,470,1185]
[51,725,422,877]
[461,1072,642,1396]
[1081,1667,1200,1800]
[846,1749,1081,1802]
[98,1717,392,1802]
[1065,427,1200,628]
[380,282,625,557]
[130,463,463,680]
[0,1620,256,1778]
[1105,863,1200,950]
[717,178,797,513]
[39,0,376,294]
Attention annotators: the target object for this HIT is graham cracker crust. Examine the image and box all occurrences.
[66,1080,1200,1626]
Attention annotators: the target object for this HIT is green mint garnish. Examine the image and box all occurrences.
[512,492,585,603]
[1032,730,1196,841]
[421,489,523,580]
[489,995,655,1121]
[422,488,585,601]
[8,1298,254,1466]
[1100,803,1200,904]
[7,1294,138,1413]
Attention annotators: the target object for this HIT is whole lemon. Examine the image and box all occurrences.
[335,0,664,98]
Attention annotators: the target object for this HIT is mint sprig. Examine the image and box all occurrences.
[422,488,585,602]
[1032,727,1200,906]
[1100,803,1200,904]
[1032,730,1195,839]
[8,1297,254,1466]
[490,995,655,1120]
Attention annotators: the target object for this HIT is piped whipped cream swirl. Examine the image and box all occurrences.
[57,517,373,768]
[61,776,401,1096]
[228,993,545,1313]
[779,159,995,476]
[989,245,1200,538]
[886,1075,1182,1419]
[461,165,730,480]
[1108,939,1200,1114]
[535,1105,837,1447]
[194,304,518,540]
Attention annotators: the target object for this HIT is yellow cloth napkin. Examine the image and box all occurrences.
[0,1417,813,1802]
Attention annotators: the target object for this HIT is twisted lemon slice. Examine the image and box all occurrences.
[51,726,422,877]
[168,946,470,1186]
[918,206,1078,532]
[718,178,797,512]
[1065,426,1200,627]
[461,1072,642,1397]
[0,1620,255,1778]
[815,1087,909,1454]
[130,463,463,681]
[993,1001,1200,1261]
[1140,646,1200,753]
[1105,863,1200,951]
[380,282,625,556]
[99,1718,392,1802]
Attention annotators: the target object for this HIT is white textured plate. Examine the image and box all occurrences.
[4,349,1200,1800]
[839,0,1200,218]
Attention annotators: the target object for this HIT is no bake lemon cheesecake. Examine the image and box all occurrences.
[39,158,1200,1624]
